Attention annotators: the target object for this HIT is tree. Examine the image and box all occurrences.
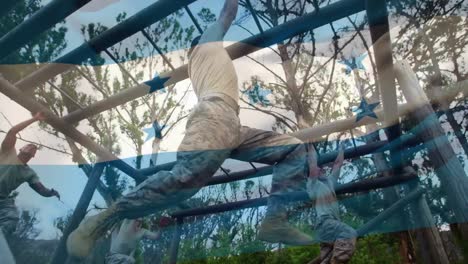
[0,0,68,82]
[7,210,57,264]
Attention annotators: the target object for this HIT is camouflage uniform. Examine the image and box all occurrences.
[0,198,19,234]
[115,98,306,218]
[105,253,135,264]
[67,20,310,259]
[307,175,357,264]
[113,21,306,218]
[0,147,40,234]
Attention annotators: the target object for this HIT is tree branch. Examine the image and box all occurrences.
[0,130,73,156]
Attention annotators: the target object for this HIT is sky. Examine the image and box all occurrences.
[1,0,467,239]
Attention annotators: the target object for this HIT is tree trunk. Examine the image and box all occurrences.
[395,60,468,240]
[418,27,468,158]
[277,44,314,129]
[150,138,162,167]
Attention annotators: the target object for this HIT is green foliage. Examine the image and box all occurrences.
[134,246,144,264]
[350,235,401,264]
[198,8,217,25]
[53,210,73,238]
[103,164,126,200]
[12,209,40,240]
[176,234,400,264]
[0,0,68,81]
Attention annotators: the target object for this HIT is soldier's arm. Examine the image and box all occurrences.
[330,144,345,181]
[29,182,60,198]
[1,112,45,151]
[306,143,321,198]
[218,0,238,35]
[307,143,320,179]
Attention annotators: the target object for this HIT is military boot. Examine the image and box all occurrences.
[67,205,119,259]
[258,196,314,245]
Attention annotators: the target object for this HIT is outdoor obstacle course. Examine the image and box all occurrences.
[0,0,467,263]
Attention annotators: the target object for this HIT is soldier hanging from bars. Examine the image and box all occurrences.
[0,112,61,262]
[306,143,357,264]
[67,0,315,258]
[106,218,161,264]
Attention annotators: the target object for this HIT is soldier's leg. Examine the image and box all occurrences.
[0,198,19,234]
[67,101,241,258]
[115,100,240,216]
[319,243,334,264]
[231,127,308,195]
[0,199,18,264]
[230,127,312,245]
[330,221,357,264]
[315,218,356,263]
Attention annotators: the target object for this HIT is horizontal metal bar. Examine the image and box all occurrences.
[0,0,92,60]
[170,170,419,218]
[109,159,142,180]
[291,79,468,142]
[140,132,420,189]
[139,161,176,176]
[207,166,272,186]
[357,187,424,236]
[60,0,367,123]
[15,0,198,91]
[139,161,270,184]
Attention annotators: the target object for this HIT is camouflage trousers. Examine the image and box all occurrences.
[115,97,307,218]
[105,253,135,264]
[317,216,357,264]
[0,198,19,234]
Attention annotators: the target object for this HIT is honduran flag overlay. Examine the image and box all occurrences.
[0,0,468,261]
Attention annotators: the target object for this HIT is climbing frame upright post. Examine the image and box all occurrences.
[395,60,468,238]
[50,163,106,264]
[365,1,450,263]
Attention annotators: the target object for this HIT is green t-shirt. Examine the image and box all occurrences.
[0,147,39,198]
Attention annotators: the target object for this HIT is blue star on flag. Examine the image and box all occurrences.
[145,74,170,94]
[339,53,367,75]
[242,84,272,106]
[354,98,380,122]
[143,121,166,142]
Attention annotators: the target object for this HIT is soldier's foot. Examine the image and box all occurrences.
[258,217,314,245]
[67,208,117,259]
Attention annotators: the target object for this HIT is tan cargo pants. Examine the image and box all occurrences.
[114,97,307,218]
